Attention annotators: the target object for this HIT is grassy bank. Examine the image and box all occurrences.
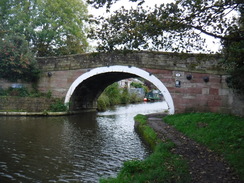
[100,112,244,182]
[100,114,190,183]
[164,113,244,181]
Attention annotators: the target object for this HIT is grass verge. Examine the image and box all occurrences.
[100,114,190,183]
[164,112,244,181]
[134,114,160,149]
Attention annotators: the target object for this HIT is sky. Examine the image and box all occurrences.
[88,0,174,17]
[88,0,221,53]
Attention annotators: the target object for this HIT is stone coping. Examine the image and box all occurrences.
[0,109,97,116]
[0,111,69,116]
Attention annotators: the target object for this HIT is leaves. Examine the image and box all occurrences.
[0,35,40,82]
[0,0,89,56]
[88,0,242,53]
[88,0,244,94]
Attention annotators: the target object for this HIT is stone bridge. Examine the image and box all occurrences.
[36,51,243,116]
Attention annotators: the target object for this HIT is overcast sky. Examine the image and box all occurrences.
[88,0,174,17]
[88,0,221,53]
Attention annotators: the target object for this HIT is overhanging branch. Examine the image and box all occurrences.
[191,25,244,42]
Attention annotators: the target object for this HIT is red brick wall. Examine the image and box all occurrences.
[148,69,244,116]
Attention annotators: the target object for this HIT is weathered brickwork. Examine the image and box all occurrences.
[147,69,244,115]
[0,51,243,116]
[0,97,56,112]
[37,51,224,74]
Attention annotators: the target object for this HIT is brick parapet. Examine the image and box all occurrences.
[37,51,225,75]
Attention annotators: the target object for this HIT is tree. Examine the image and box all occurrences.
[0,0,89,56]
[88,0,244,94]
[0,35,39,82]
[223,4,244,95]
[87,0,144,8]
[89,0,242,52]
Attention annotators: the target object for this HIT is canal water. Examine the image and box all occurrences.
[0,101,168,182]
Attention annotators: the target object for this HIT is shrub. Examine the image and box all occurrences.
[129,92,142,103]
[103,83,121,105]
[120,88,130,104]
[49,99,67,112]
[97,93,110,111]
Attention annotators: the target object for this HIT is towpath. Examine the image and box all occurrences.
[146,113,241,183]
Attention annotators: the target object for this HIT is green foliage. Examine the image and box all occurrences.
[103,82,121,105]
[89,0,244,95]
[49,99,67,112]
[120,88,130,104]
[164,113,244,181]
[89,0,242,53]
[1,0,89,56]
[0,88,7,96]
[223,25,244,94]
[97,93,110,111]
[134,114,147,125]
[134,114,159,149]
[131,82,143,88]
[88,0,144,9]
[0,87,52,98]
[7,87,29,97]
[0,35,40,82]
[97,83,121,111]
[101,143,190,183]
[131,81,148,93]
[129,92,141,103]
[97,82,144,111]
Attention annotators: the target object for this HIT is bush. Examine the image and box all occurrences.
[97,82,144,111]
[97,93,110,111]
[49,99,67,112]
[103,83,121,105]
[129,92,142,103]
[120,88,130,104]
[222,30,244,95]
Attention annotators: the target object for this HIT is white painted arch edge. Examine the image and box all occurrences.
[64,65,175,114]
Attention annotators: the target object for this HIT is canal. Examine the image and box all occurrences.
[0,101,168,182]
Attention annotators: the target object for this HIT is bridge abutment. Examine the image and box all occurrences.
[149,69,234,114]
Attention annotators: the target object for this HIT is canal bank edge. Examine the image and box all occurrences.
[134,113,166,149]
[0,111,69,116]
[0,109,98,116]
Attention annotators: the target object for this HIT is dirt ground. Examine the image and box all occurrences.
[146,113,242,183]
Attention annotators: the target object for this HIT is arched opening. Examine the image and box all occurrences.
[64,65,174,114]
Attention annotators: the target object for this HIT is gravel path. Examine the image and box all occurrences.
[146,113,242,183]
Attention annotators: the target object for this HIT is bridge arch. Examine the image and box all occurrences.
[64,65,174,114]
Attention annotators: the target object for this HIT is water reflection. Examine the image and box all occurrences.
[0,101,167,182]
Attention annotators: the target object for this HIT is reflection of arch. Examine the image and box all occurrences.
[64,65,175,114]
